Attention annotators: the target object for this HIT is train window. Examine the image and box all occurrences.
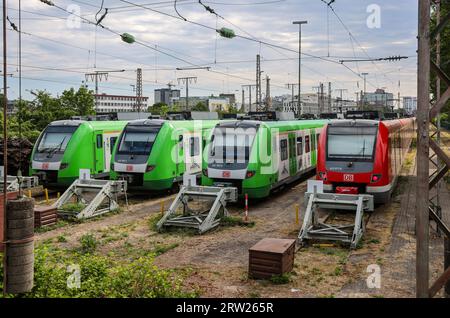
[190,137,200,157]
[96,134,103,149]
[297,137,303,155]
[305,136,310,153]
[327,126,377,161]
[280,139,288,161]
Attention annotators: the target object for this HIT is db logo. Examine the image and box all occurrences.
[126,165,134,172]
[344,174,354,182]
[222,171,231,178]
[42,163,49,169]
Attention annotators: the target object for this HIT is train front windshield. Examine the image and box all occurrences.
[117,129,158,155]
[210,127,257,164]
[327,126,377,161]
[36,126,76,155]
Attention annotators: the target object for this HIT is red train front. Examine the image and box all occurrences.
[317,118,415,204]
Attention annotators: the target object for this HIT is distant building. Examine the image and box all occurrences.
[282,93,333,116]
[403,96,417,115]
[362,89,394,109]
[219,93,236,106]
[331,99,358,114]
[95,94,149,113]
[7,100,17,115]
[154,88,180,106]
[208,98,230,112]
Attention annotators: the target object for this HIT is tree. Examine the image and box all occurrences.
[192,102,208,112]
[60,86,95,115]
[149,102,168,115]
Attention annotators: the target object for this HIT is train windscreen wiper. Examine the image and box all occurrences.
[46,136,67,158]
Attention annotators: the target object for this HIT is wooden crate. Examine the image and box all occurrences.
[249,238,296,279]
[34,206,58,228]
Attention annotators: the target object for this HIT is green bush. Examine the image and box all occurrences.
[79,234,98,254]
[0,246,197,298]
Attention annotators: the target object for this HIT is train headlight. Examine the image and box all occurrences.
[318,172,327,181]
[146,165,156,172]
[60,163,69,170]
[371,174,382,183]
[245,170,256,179]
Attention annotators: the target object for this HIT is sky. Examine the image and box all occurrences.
[1,0,419,106]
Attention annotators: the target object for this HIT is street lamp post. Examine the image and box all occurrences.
[293,20,308,118]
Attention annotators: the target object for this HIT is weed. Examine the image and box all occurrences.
[60,203,85,213]
[333,266,343,276]
[153,243,179,256]
[56,235,67,243]
[221,216,255,228]
[269,273,291,285]
[79,233,98,254]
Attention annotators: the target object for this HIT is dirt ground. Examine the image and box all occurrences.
[35,147,450,298]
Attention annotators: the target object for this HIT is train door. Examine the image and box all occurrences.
[278,134,290,181]
[94,132,104,173]
[296,131,304,172]
[103,132,120,173]
[304,130,311,169]
[184,132,202,175]
[288,133,296,176]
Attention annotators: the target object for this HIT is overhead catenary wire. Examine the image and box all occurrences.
[38,1,293,90]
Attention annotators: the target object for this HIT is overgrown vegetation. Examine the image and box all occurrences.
[269,273,291,285]
[79,234,98,254]
[221,216,255,228]
[0,244,197,298]
[60,203,86,213]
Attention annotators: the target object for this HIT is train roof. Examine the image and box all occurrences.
[48,120,128,130]
[214,119,327,131]
[124,119,220,130]
[327,118,415,132]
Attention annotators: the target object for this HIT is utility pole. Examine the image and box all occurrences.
[286,83,299,116]
[85,70,125,110]
[361,72,369,110]
[241,88,245,112]
[242,85,256,112]
[3,0,9,296]
[265,75,271,111]
[293,21,308,117]
[135,68,143,113]
[177,76,197,111]
[416,0,431,298]
[256,54,263,111]
[335,89,347,114]
[328,82,332,113]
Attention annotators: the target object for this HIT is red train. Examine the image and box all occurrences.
[316,118,416,203]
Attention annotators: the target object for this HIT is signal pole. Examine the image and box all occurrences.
[286,83,299,116]
[242,84,256,112]
[135,68,143,113]
[177,76,197,111]
[293,20,308,116]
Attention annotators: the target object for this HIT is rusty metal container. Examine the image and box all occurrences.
[248,238,296,279]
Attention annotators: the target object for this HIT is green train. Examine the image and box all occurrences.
[201,120,327,198]
[30,120,128,186]
[110,119,220,191]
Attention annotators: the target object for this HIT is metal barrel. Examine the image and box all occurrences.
[5,197,35,294]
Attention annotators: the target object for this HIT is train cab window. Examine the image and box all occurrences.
[280,139,288,161]
[327,126,378,161]
[190,137,200,157]
[117,130,158,155]
[296,137,303,156]
[305,136,310,153]
[96,134,103,149]
[110,137,117,154]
